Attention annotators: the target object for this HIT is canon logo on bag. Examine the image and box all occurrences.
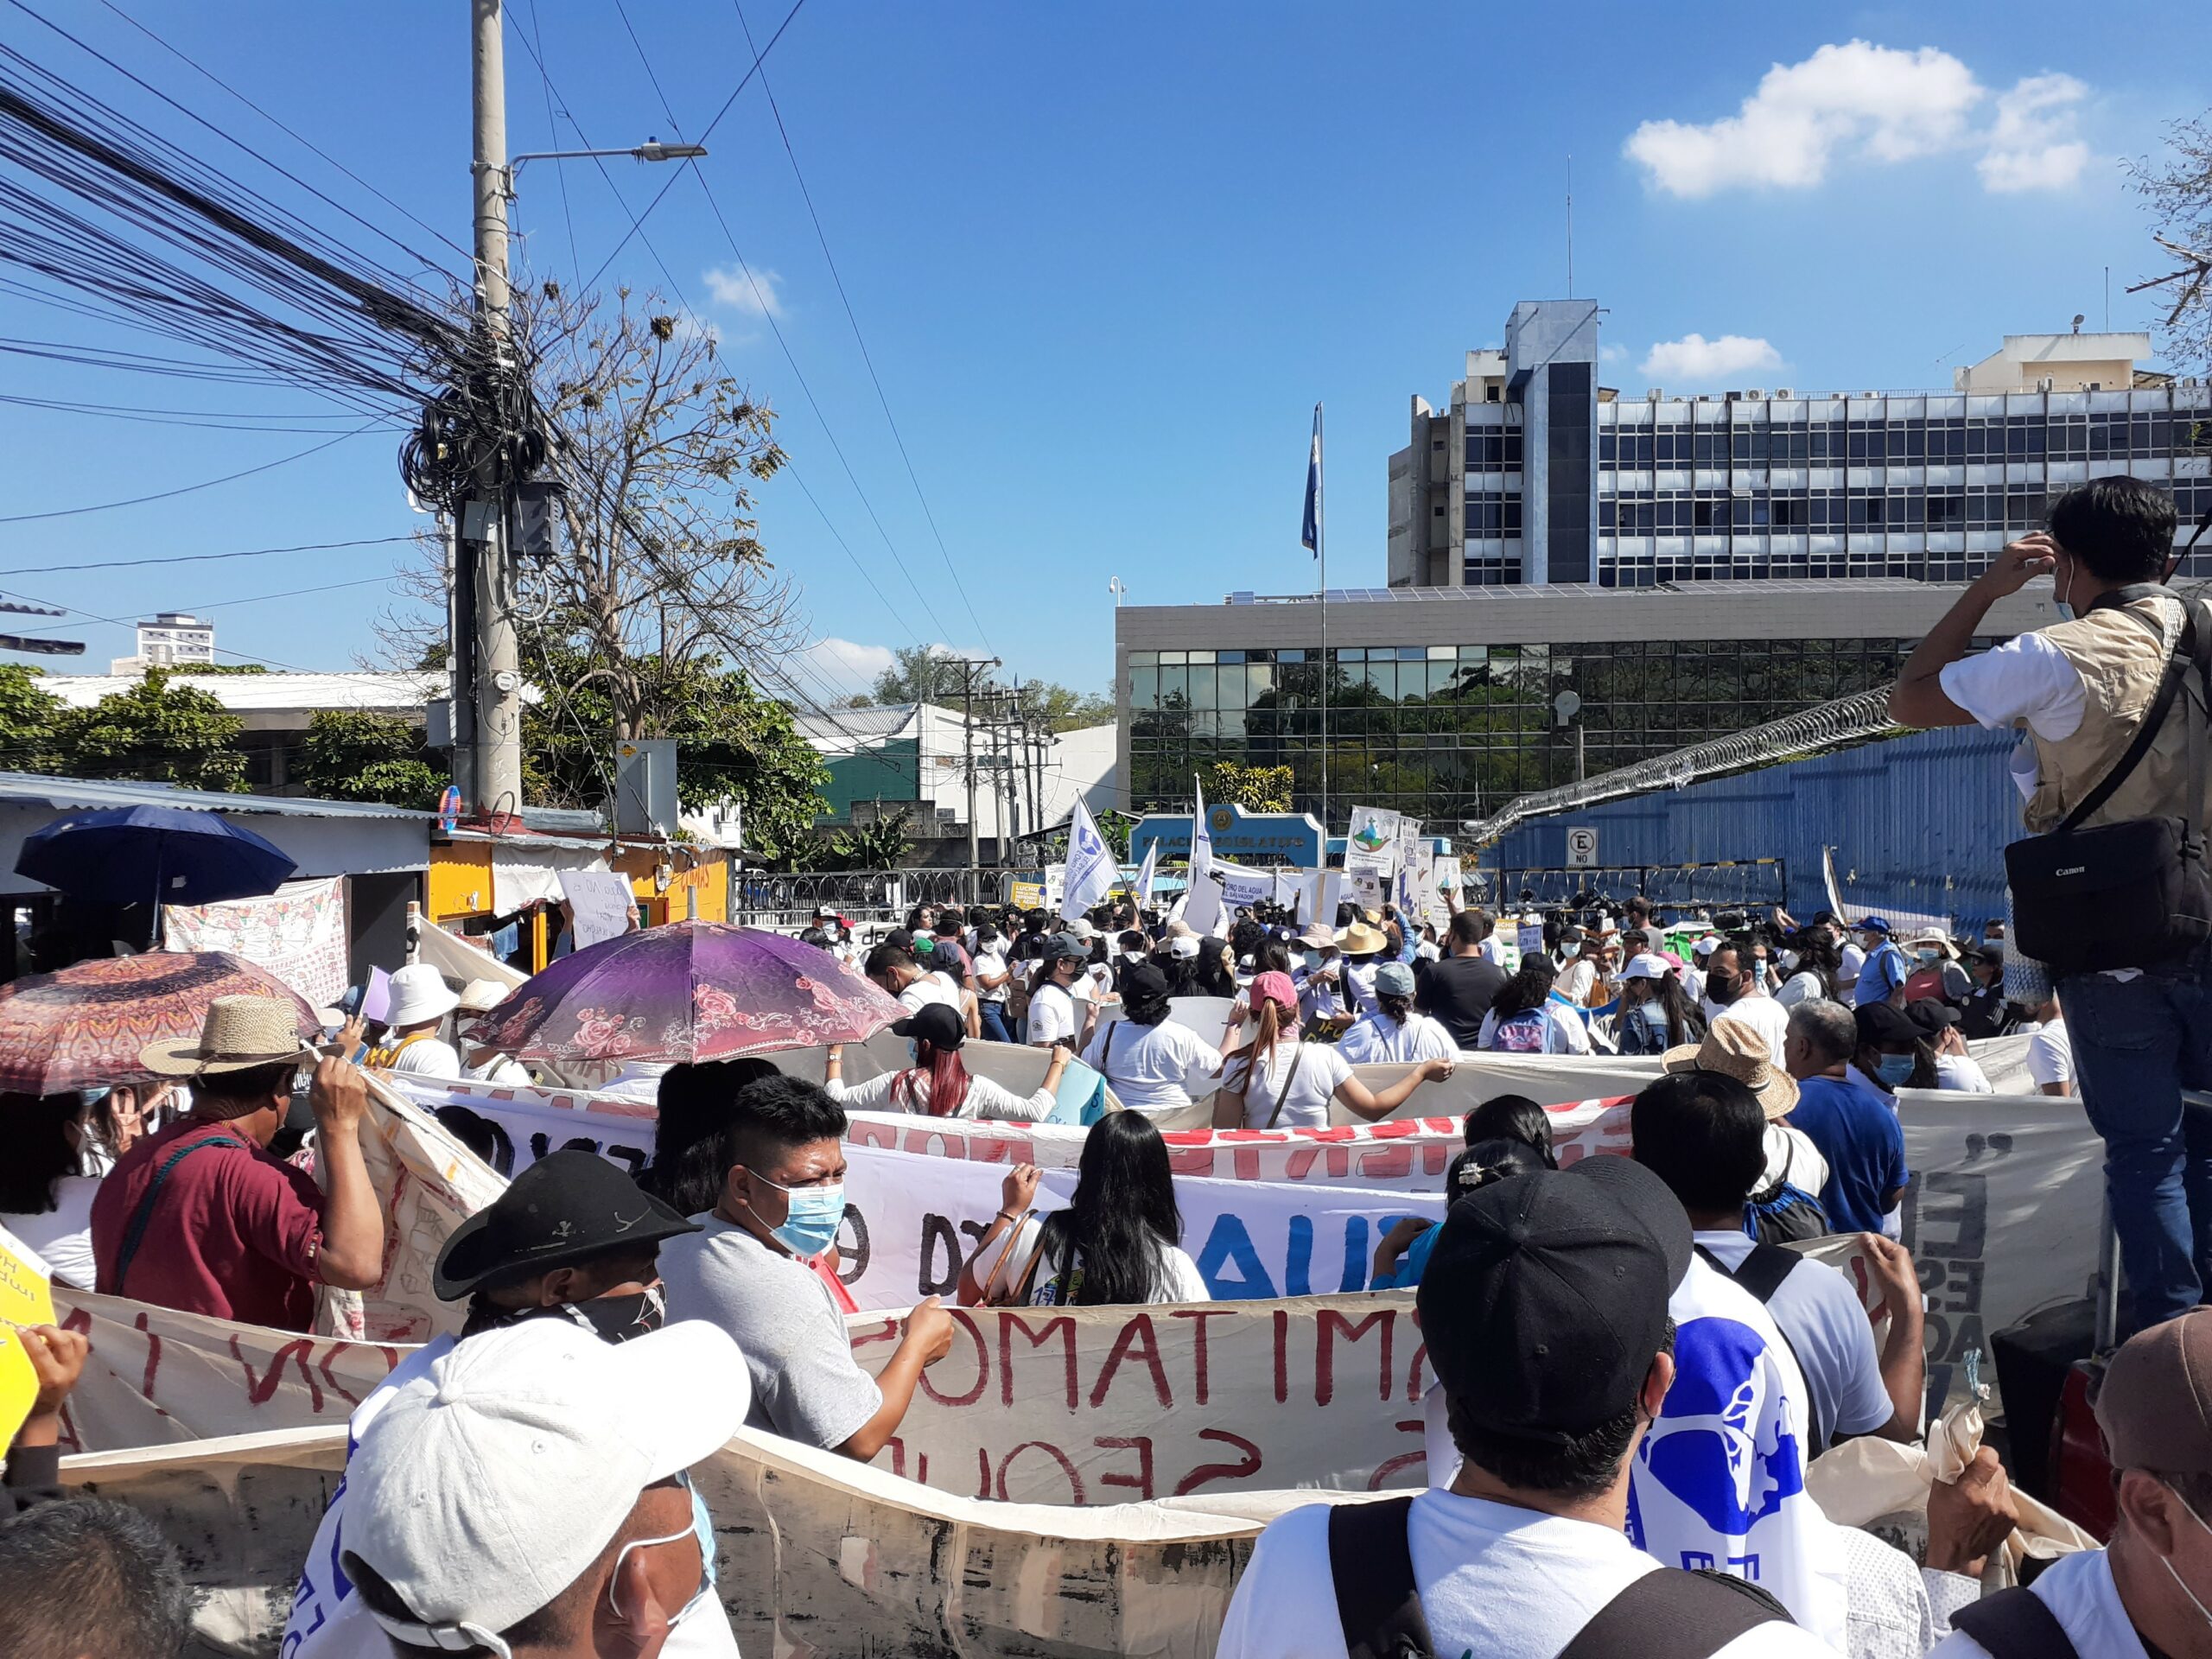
[2056,866,2088,876]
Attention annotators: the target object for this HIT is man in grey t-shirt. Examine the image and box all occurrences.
[657,1074,952,1458]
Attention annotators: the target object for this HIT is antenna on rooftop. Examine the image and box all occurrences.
[1565,155,1573,299]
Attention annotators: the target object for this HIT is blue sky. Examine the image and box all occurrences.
[3,2,2206,709]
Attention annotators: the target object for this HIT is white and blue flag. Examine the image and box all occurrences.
[1059,798,1118,922]
[1133,838,1159,910]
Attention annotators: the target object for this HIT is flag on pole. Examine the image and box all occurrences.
[1183,775,1223,936]
[1300,406,1322,556]
[1133,839,1159,909]
[1059,799,1118,922]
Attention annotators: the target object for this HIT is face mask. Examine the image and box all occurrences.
[607,1472,712,1628]
[2159,1483,2212,1633]
[1124,948,1146,963]
[747,1170,847,1259]
[2055,556,2076,623]
[1301,950,1320,970]
[907,1039,920,1065]
[1751,961,1769,986]
[1875,1052,1916,1086]
[1916,948,1941,964]
[1706,974,1740,1006]
[472,1284,667,1344]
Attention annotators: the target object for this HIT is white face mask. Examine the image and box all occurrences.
[2160,1482,2212,1633]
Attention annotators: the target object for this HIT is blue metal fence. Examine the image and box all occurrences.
[1481,725,2022,928]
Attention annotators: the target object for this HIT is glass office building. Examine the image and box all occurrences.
[1115,582,2047,825]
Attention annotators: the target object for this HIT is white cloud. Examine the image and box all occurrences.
[1639,334,1783,384]
[702,264,785,320]
[1978,73,2089,192]
[1599,342,1630,365]
[1624,41,2089,198]
[794,636,892,696]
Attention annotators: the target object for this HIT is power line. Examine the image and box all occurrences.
[0,418,379,524]
[575,0,808,295]
[0,390,406,432]
[0,533,415,577]
[517,0,582,291]
[728,0,992,654]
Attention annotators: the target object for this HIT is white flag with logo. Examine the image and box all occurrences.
[1184,776,1222,936]
[1059,799,1118,921]
[1134,840,1159,909]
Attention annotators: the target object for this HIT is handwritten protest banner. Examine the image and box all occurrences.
[0,1224,56,1446]
[848,1293,1432,1505]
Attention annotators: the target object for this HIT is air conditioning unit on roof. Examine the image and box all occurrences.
[1742,389,1765,399]
[1646,388,1663,402]
[1776,388,1794,398]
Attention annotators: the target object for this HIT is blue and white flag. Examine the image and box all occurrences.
[1183,775,1224,937]
[1133,839,1159,909]
[1300,406,1321,556]
[1625,1259,1849,1649]
[1059,798,1118,922]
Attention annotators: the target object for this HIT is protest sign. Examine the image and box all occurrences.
[835,1141,1440,1311]
[849,1293,1433,1505]
[410,909,527,993]
[559,868,636,950]
[162,875,351,1007]
[1344,805,1401,884]
[1011,880,1046,912]
[0,1224,55,1446]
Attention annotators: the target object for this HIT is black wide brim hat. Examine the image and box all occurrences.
[435,1148,701,1300]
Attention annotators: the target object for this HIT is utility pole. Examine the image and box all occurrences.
[465,0,523,822]
[942,655,1001,903]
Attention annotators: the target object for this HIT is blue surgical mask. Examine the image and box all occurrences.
[747,1169,847,1259]
[2055,558,2076,623]
[1875,1052,1916,1086]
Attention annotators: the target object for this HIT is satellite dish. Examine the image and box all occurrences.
[1553,690,1582,727]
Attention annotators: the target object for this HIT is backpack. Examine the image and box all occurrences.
[1490,1009,1548,1053]
[1326,1494,1786,1659]
[1743,1137,1830,1246]
[1947,1586,2079,1659]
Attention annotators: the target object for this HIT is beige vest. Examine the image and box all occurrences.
[2023,594,2210,834]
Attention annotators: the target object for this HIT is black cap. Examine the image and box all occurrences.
[1122,962,1171,1002]
[1854,1001,1921,1048]
[891,1001,965,1050]
[1415,1156,1691,1443]
[434,1150,699,1300]
[1904,999,1961,1034]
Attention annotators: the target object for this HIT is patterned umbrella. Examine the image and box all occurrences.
[0,950,322,1095]
[466,922,903,1065]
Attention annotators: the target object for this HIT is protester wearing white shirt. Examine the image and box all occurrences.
[1218,1154,1833,1658]
[1337,961,1459,1065]
[824,1005,1060,1121]
[1216,972,1450,1129]
[1079,964,1223,1114]
[1700,943,1792,1066]
[2027,1009,2075,1097]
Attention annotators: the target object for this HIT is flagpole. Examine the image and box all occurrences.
[1316,401,1329,849]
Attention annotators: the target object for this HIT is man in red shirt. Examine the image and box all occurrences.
[92,995,385,1331]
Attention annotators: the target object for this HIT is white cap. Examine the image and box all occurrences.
[1170,935,1200,959]
[385,963,461,1027]
[1069,918,1098,941]
[345,1318,748,1645]
[1692,936,1721,958]
[1621,952,1675,981]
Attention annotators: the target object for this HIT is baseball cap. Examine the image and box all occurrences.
[2097,1309,2212,1475]
[1169,935,1200,959]
[1122,962,1171,1002]
[1854,1001,1921,1048]
[1045,931,1088,961]
[1069,918,1099,942]
[344,1319,748,1646]
[1904,1000,1961,1035]
[1417,1156,1691,1442]
[891,1001,965,1050]
[1859,916,1892,935]
[1375,961,1416,997]
[1620,952,1674,982]
[1691,936,1720,958]
[434,1150,699,1300]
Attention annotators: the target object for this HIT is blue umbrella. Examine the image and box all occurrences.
[15,805,298,908]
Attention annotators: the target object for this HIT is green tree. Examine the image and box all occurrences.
[868,645,966,706]
[803,810,913,873]
[1207,761,1294,814]
[524,639,827,861]
[1020,680,1115,734]
[0,665,64,772]
[54,669,247,791]
[293,710,445,809]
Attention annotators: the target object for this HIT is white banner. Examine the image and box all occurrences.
[835,1141,1441,1311]
[162,875,349,1006]
[410,909,527,992]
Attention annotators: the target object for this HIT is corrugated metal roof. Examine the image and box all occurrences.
[37,671,442,713]
[0,772,433,821]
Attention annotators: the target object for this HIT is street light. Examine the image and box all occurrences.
[505,138,707,193]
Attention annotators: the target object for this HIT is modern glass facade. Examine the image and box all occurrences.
[1449,388,2212,588]
[1124,634,2006,823]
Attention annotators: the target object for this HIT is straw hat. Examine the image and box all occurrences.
[140,995,315,1077]
[1337,921,1389,956]
[456,979,510,1014]
[1660,1020,1800,1121]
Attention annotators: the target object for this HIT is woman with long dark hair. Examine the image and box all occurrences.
[826,1002,1067,1121]
[1215,972,1451,1129]
[0,1090,103,1287]
[1776,925,1842,1007]
[1079,963,1223,1115]
[1476,957,1590,1054]
[1612,957,1710,1056]
[958,1111,1208,1306]
[1336,961,1458,1064]
[638,1056,781,1217]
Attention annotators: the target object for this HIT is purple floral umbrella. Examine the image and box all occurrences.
[463,922,904,1064]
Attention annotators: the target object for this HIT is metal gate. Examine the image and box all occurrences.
[1476,859,1789,918]
[729,868,1027,933]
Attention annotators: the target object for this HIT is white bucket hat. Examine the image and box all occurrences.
[385,963,461,1027]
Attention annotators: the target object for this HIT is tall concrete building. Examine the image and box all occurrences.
[1389,303,2210,590]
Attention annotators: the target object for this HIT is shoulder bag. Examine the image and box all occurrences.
[2004,592,2212,976]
